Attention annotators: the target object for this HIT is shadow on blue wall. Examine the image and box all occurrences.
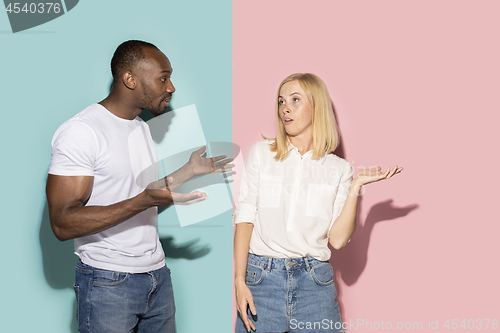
[38,96,217,331]
[39,185,211,333]
[39,199,79,332]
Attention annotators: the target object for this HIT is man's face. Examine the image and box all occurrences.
[135,48,176,116]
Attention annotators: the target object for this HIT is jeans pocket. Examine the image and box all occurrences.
[245,263,266,286]
[92,268,129,287]
[310,262,334,286]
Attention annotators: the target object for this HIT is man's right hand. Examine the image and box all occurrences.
[142,176,207,207]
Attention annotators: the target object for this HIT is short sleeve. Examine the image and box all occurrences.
[329,161,354,230]
[234,142,261,225]
[48,121,98,176]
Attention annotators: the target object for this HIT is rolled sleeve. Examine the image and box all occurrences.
[234,143,261,225]
[329,161,354,230]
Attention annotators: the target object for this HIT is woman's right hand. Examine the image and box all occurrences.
[235,280,257,332]
[234,223,256,331]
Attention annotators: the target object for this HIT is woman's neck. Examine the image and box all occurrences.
[289,135,313,156]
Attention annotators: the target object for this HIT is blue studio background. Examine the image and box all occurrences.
[0,1,232,332]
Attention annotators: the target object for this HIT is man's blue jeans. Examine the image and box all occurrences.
[74,260,175,333]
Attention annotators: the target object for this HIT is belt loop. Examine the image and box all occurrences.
[266,257,272,272]
[304,257,311,271]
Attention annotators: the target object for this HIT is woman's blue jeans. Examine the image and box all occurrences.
[74,260,175,333]
[236,254,345,333]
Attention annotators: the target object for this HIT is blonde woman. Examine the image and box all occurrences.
[234,73,402,333]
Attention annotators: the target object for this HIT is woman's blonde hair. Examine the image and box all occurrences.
[263,73,340,161]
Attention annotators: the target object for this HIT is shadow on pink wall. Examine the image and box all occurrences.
[330,197,419,319]
[329,104,419,320]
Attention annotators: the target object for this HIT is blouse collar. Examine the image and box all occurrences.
[287,139,330,163]
[287,140,313,158]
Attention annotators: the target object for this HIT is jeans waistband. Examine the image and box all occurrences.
[77,259,167,275]
[247,253,327,272]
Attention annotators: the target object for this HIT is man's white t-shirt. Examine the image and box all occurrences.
[49,104,165,273]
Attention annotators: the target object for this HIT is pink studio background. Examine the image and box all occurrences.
[233,1,500,331]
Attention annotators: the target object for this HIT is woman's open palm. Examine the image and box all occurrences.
[354,166,403,186]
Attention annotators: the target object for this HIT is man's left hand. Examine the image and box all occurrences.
[189,146,234,176]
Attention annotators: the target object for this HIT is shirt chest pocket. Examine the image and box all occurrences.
[258,173,283,208]
[305,184,338,220]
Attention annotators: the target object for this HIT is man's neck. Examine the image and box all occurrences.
[99,91,141,120]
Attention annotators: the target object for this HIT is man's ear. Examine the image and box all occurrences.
[122,71,136,90]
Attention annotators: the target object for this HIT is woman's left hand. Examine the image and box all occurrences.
[353,166,403,187]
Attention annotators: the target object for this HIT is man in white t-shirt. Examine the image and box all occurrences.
[46,40,232,333]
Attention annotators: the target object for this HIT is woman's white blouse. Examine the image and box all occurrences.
[234,140,353,261]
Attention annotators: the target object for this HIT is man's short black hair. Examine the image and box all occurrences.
[111,40,159,79]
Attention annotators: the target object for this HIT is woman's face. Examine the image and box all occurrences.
[278,80,313,139]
